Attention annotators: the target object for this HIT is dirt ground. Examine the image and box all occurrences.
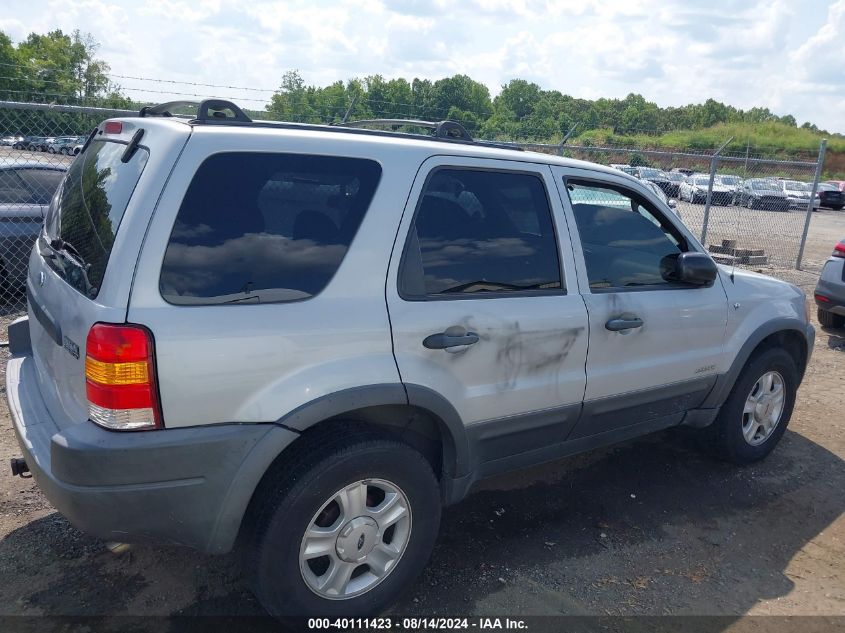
[0,208,842,626]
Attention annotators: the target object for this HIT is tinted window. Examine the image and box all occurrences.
[17,168,65,204]
[44,140,148,297]
[566,182,687,290]
[401,168,561,297]
[0,170,31,204]
[160,153,381,305]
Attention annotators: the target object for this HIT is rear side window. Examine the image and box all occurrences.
[400,168,562,298]
[160,153,381,305]
[17,168,65,205]
[44,140,149,297]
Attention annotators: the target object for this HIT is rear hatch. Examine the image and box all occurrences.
[26,118,190,429]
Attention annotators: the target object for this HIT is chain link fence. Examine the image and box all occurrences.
[518,141,826,272]
[0,99,829,315]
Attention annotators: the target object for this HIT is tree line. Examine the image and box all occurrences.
[0,29,839,154]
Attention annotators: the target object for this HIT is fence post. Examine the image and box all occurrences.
[796,139,827,270]
[700,137,734,244]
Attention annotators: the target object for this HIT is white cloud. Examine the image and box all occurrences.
[2,0,842,133]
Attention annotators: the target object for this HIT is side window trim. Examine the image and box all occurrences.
[397,164,567,302]
[562,176,699,294]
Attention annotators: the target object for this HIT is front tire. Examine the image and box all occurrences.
[703,347,798,464]
[242,430,441,619]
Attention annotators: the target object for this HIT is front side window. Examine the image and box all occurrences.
[566,181,688,291]
[160,153,381,305]
[400,168,562,298]
[0,170,31,204]
[17,168,65,205]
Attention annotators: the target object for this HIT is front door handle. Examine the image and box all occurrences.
[605,317,644,331]
[423,331,480,349]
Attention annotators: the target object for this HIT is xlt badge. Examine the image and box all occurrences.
[63,336,79,359]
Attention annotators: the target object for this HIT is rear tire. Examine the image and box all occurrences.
[818,307,845,329]
[241,429,441,620]
[702,347,798,464]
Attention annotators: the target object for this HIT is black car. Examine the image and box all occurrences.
[664,171,685,197]
[735,178,790,211]
[634,167,675,196]
[12,136,41,150]
[817,183,845,210]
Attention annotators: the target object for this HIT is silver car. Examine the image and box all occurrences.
[778,179,821,211]
[7,99,815,619]
[0,159,66,292]
[814,238,845,328]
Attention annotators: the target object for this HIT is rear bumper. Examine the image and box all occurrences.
[7,351,299,553]
[814,259,845,316]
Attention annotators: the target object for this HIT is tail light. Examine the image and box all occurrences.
[85,323,162,430]
[833,242,845,259]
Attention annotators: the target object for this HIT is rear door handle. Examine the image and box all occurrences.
[423,331,480,349]
[605,317,644,331]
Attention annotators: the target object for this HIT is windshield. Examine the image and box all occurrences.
[783,180,811,191]
[638,168,663,178]
[750,180,778,190]
[693,178,710,186]
[718,176,740,185]
[43,139,149,297]
[666,173,684,182]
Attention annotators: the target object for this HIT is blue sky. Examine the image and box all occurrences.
[1,0,843,133]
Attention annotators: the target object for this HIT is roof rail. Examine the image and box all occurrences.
[338,118,473,141]
[134,99,521,151]
[139,99,252,123]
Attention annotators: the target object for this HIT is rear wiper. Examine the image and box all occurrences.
[46,237,98,297]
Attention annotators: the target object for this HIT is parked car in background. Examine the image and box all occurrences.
[33,137,55,152]
[641,179,679,216]
[777,180,820,211]
[825,180,845,193]
[716,174,742,197]
[633,166,675,196]
[670,167,695,177]
[817,183,845,210]
[735,178,790,211]
[0,159,66,291]
[0,135,23,147]
[47,137,80,155]
[680,175,733,205]
[610,163,637,176]
[814,238,845,328]
[665,171,685,194]
[12,136,40,150]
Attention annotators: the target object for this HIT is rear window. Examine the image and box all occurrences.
[44,139,149,297]
[159,153,382,305]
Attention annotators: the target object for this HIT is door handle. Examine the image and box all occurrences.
[605,317,644,331]
[423,331,480,349]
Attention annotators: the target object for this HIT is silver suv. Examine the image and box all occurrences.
[7,100,814,619]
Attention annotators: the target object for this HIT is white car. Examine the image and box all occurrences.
[778,180,821,211]
[679,175,734,205]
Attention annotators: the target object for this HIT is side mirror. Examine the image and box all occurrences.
[668,199,677,209]
[660,252,718,287]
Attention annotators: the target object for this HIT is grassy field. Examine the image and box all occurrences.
[576,122,845,178]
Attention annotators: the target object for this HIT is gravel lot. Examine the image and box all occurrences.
[0,207,842,624]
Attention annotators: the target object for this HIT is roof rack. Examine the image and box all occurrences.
[135,98,522,151]
[139,99,252,122]
[336,118,473,141]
